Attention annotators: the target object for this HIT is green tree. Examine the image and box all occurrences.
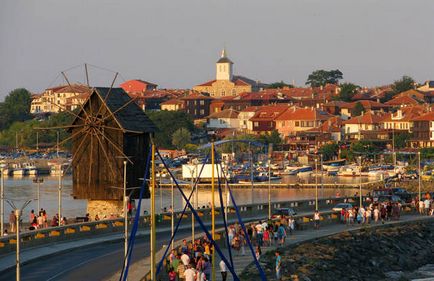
[352,102,365,116]
[266,81,294,89]
[335,83,360,102]
[147,111,196,149]
[0,88,32,130]
[319,143,339,161]
[266,130,282,145]
[305,69,343,87]
[391,75,415,95]
[172,128,191,150]
[394,132,412,149]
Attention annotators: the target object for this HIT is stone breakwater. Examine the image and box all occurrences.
[241,219,434,281]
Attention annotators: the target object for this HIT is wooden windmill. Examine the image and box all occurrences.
[42,67,156,205]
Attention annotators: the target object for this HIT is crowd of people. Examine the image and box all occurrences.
[340,202,402,225]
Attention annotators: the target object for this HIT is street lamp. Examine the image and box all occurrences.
[418,150,422,205]
[170,177,174,250]
[32,177,44,212]
[0,166,4,236]
[315,157,318,210]
[359,156,362,208]
[6,198,35,281]
[57,164,62,226]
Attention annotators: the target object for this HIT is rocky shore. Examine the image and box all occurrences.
[241,219,434,281]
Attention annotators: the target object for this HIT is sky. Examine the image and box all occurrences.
[1,0,433,99]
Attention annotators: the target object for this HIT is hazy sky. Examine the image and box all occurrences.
[1,0,433,99]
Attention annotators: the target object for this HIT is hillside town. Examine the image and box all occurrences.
[25,49,434,156]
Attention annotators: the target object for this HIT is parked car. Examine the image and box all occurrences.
[271,208,297,219]
[332,203,353,212]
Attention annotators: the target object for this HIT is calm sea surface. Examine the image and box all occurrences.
[3,175,371,219]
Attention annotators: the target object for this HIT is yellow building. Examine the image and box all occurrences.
[193,49,265,97]
[30,84,91,114]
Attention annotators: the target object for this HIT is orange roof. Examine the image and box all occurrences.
[196,79,216,87]
[412,111,434,121]
[181,92,213,100]
[344,100,389,109]
[207,109,239,119]
[307,116,342,133]
[342,111,385,125]
[240,106,261,113]
[385,95,421,106]
[249,105,290,121]
[275,107,332,121]
[382,106,427,122]
[54,84,91,94]
[160,98,183,105]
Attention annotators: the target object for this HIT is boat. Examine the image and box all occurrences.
[337,165,360,177]
[11,163,28,176]
[287,166,313,176]
[322,159,346,171]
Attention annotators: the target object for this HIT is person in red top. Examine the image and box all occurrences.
[168,267,177,281]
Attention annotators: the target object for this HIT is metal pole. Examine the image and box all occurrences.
[0,168,3,236]
[211,142,216,281]
[36,132,39,151]
[15,209,20,281]
[37,180,40,213]
[249,143,254,204]
[159,172,162,212]
[315,158,318,210]
[171,177,174,250]
[268,158,271,220]
[418,151,422,204]
[320,154,324,192]
[56,131,59,158]
[58,164,62,226]
[150,144,156,281]
[123,161,128,265]
[359,156,362,208]
[191,168,195,243]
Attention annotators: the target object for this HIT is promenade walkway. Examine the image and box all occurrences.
[117,213,431,281]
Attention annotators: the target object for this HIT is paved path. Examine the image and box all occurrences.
[109,213,433,281]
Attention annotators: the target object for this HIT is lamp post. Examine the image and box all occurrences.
[32,177,44,212]
[123,161,128,267]
[315,158,318,210]
[359,156,362,208]
[57,164,62,226]
[268,143,272,220]
[320,154,324,195]
[418,150,422,205]
[170,177,174,250]
[0,167,4,236]
[6,199,34,281]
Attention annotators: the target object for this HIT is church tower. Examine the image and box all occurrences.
[216,48,233,81]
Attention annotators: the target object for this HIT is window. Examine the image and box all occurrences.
[254,122,259,127]
[200,109,204,115]
[295,121,300,127]
[200,100,204,105]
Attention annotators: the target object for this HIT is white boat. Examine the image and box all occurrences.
[322,159,346,172]
[12,168,28,176]
[337,165,360,177]
[287,166,313,176]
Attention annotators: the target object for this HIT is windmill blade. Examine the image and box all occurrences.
[71,131,91,168]
[85,63,90,87]
[100,125,142,134]
[93,131,117,179]
[94,72,118,119]
[45,99,87,123]
[88,130,93,185]
[101,96,137,123]
[61,71,92,121]
[56,127,87,149]
[96,128,133,165]
[35,124,84,130]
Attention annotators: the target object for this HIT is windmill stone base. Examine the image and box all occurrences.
[87,200,124,220]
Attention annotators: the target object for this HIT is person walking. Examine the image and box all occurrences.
[424,198,431,216]
[9,211,16,233]
[275,250,282,280]
[313,210,320,230]
[219,259,227,281]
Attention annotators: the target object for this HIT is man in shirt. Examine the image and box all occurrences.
[424,199,431,216]
[275,250,282,280]
[184,264,197,281]
[181,252,190,266]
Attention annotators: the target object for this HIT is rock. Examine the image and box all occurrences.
[385,271,404,280]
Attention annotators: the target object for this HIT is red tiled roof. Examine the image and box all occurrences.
[181,92,214,100]
[54,84,91,94]
[240,106,261,113]
[307,116,342,133]
[249,105,289,121]
[344,100,389,109]
[207,109,239,119]
[196,80,216,87]
[384,95,421,106]
[342,111,385,125]
[160,98,183,105]
[275,107,332,121]
[381,106,427,122]
[412,111,434,121]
